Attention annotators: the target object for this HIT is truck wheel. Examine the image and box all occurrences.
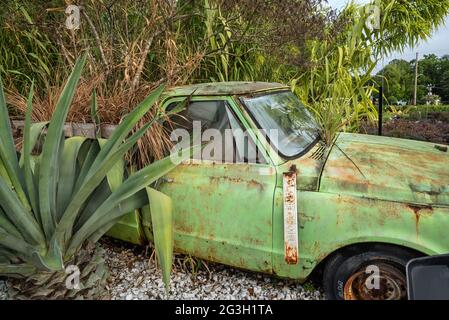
[323,245,419,300]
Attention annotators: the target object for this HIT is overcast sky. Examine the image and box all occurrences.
[326,0,449,71]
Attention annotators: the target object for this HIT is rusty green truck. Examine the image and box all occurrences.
[107,82,449,300]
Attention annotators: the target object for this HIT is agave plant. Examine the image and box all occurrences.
[0,55,185,299]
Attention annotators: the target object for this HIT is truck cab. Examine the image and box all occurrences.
[108,82,449,300]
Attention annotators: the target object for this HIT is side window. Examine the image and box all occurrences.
[168,100,229,133]
[166,100,266,164]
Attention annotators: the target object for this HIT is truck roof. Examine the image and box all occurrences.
[163,81,289,98]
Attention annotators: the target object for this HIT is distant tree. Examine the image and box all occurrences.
[378,54,449,105]
[441,56,449,103]
[379,59,413,103]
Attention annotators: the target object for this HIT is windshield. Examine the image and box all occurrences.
[242,91,321,158]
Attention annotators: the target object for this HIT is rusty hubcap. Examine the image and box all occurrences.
[344,263,407,300]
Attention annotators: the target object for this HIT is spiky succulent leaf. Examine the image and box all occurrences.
[66,153,183,255]
[98,139,124,192]
[76,84,166,190]
[38,54,87,239]
[0,178,45,246]
[146,187,174,290]
[0,264,36,278]
[55,121,156,249]
[56,137,89,218]
[0,76,30,211]
[56,87,165,250]
[0,56,182,296]
[22,82,48,221]
[90,89,101,138]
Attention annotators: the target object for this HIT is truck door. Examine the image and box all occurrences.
[159,97,276,273]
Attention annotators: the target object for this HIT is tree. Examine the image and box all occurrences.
[441,55,449,103]
[379,59,413,103]
[378,54,449,105]
[293,0,449,143]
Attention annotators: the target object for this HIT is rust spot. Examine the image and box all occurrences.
[209,176,241,184]
[407,204,433,213]
[285,245,298,264]
[209,176,266,192]
[344,263,407,300]
[407,204,433,236]
[248,179,265,191]
[415,212,421,235]
[287,164,298,176]
[283,171,299,265]
[285,192,295,203]
[284,172,297,189]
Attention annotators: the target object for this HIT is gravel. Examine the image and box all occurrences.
[0,280,8,300]
[0,240,324,300]
[104,240,324,300]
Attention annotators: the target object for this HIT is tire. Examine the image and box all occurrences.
[323,244,420,300]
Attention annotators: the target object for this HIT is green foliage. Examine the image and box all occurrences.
[384,105,449,123]
[201,0,256,82]
[291,0,449,144]
[406,105,449,121]
[398,105,449,113]
[1,0,449,147]
[373,0,449,56]
[146,188,174,290]
[0,56,183,290]
[290,2,378,143]
[378,55,449,105]
[0,1,60,91]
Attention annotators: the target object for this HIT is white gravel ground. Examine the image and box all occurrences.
[0,241,324,300]
[104,242,324,300]
[0,280,7,300]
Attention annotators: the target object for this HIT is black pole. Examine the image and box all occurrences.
[378,85,383,136]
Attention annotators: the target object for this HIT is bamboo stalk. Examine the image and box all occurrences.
[82,8,109,71]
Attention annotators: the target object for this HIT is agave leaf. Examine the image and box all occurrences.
[0,157,13,189]
[79,85,165,188]
[90,89,101,138]
[0,264,36,278]
[0,75,16,159]
[56,137,89,219]
[87,190,149,243]
[22,82,48,220]
[98,139,124,192]
[0,226,37,257]
[0,77,30,211]
[19,121,49,168]
[38,54,87,239]
[141,205,154,242]
[74,140,100,193]
[0,207,23,240]
[0,248,22,264]
[0,178,45,246]
[75,144,197,248]
[66,152,185,255]
[38,237,63,271]
[146,187,173,289]
[56,121,156,248]
[74,179,111,231]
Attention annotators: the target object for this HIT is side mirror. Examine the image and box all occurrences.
[407,254,449,300]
